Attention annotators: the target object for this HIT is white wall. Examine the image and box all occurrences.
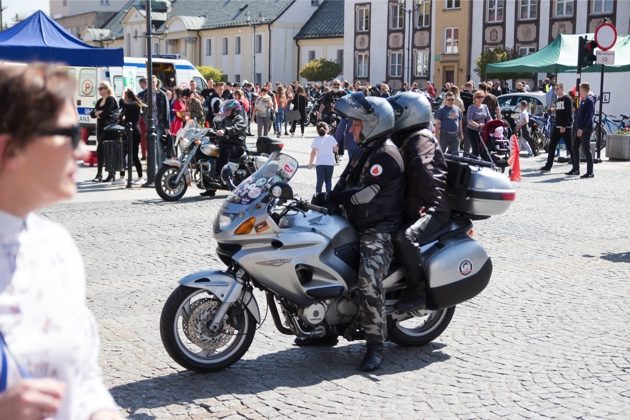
[469,2,485,84]
[369,1,388,84]
[557,72,630,119]
[343,1,356,81]
[504,0,516,49]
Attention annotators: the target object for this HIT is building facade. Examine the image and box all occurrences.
[50,0,128,19]
[344,0,630,88]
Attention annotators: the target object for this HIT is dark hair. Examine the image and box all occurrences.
[181,88,192,98]
[124,88,146,108]
[0,64,74,151]
[316,121,329,136]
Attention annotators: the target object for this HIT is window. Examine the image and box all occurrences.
[235,36,241,55]
[336,49,344,68]
[193,76,205,91]
[518,46,537,56]
[519,0,537,20]
[389,51,403,78]
[126,34,130,53]
[255,34,262,54]
[255,73,262,85]
[308,50,316,61]
[154,42,159,54]
[592,0,613,14]
[113,76,124,97]
[554,0,573,17]
[389,3,404,30]
[487,0,504,23]
[205,39,212,56]
[444,27,458,54]
[235,74,241,83]
[445,0,460,9]
[222,37,228,55]
[417,0,431,28]
[415,50,429,77]
[356,52,369,78]
[356,6,370,32]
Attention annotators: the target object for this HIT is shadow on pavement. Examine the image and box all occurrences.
[600,251,630,263]
[131,194,229,205]
[110,342,450,415]
[533,177,567,184]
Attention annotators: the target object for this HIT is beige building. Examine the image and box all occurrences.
[433,0,471,87]
[295,0,345,83]
[50,0,128,19]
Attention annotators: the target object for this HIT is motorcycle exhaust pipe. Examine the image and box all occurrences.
[266,292,294,335]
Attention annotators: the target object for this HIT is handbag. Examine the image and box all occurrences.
[286,109,301,122]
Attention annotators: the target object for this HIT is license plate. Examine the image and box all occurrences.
[78,114,92,123]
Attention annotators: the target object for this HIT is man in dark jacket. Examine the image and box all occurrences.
[387,92,451,312]
[541,83,573,171]
[200,99,247,197]
[313,93,404,372]
[569,82,596,178]
[138,75,170,168]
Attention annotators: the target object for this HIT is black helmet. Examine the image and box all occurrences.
[333,92,394,143]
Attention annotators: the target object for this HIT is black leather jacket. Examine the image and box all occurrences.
[392,128,450,221]
[330,136,405,234]
[216,114,247,149]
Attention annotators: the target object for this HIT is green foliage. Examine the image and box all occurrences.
[475,47,533,81]
[196,66,224,83]
[299,59,342,82]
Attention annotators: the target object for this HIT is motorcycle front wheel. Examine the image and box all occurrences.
[388,306,455,346]
[160,285,256,372]
[155,165,187,201]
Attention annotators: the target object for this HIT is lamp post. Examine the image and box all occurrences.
[246,12,265,85]
[399,0,423,86]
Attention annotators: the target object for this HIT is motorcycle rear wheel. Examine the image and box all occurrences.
[160,285,256,372]
[155,165,187,201]
[389,306,455,346]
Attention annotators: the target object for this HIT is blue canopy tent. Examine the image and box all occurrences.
[0,10,123,66]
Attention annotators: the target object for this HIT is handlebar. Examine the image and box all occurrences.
[445,153,495,169]
[298,200,329,215]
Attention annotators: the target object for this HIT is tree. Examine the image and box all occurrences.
[299,59,342,82]
[475,47,532,81]
[196,65,224,83]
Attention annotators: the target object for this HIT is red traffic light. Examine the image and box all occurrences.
[578,36,598,71]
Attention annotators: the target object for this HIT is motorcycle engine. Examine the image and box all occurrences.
[299,302,328,326]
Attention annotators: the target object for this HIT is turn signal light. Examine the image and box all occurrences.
[234,217,256,235]
[467,228,475,238]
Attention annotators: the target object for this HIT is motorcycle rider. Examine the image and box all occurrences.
[200,99,247,197]
[387,92,451,312]
[313,92,405,371]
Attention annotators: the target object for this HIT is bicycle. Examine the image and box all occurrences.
[591,112,630,151]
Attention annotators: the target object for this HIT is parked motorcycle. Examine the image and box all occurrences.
[159,153,515,372]
[155,121,282,201]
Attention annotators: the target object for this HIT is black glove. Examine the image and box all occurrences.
[311,192,328,206]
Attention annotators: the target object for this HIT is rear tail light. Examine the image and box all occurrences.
[501,192,516,201]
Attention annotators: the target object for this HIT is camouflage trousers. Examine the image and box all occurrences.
[357,232,394,344]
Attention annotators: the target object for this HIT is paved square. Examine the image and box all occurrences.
[43,129,630,419]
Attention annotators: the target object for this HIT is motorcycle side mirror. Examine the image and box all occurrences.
[270,182,293,200]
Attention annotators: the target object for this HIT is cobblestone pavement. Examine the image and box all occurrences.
[42,129,630,419]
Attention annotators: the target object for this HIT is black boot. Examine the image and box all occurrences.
[199,189,216,197]
[294,334,338,347]
[360,343,384,372]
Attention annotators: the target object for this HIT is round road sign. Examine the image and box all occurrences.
[595,22,617,52]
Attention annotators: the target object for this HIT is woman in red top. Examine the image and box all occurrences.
[170,88,187,135]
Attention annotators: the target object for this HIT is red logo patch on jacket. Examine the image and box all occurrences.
[369,164,383,176]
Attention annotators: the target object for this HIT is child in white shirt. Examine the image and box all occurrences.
[516,100,535,157]
[308,122,339,193]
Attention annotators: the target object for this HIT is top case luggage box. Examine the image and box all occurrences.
[446,160,515,219]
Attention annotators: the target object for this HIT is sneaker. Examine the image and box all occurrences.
[580,172,594,179]
[113,178,126,185]
[133,177,145,185]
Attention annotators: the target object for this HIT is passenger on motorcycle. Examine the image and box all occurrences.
[387,92,451,312]
[314,92,405,372]
[200,99,247,197]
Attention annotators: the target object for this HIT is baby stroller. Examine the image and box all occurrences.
[480,119,511,172]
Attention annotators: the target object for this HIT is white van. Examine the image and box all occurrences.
[71,56,207,132]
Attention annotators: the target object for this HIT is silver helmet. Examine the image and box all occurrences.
[387,91,433,132]
[334,92,394,142]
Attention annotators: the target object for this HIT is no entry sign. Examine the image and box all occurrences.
[595,22,617,51]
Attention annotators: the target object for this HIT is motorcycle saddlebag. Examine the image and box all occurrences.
[446,160,515,220]
[256,137,284,154]
[424,236,493,310]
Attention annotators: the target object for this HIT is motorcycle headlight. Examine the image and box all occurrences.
[214,213,235,233]
[178,137,191,152]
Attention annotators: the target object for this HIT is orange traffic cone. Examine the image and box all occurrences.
[508,134,521,182]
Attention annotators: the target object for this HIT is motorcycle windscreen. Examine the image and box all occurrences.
[220,152,298,210]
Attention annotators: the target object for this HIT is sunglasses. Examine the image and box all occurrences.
[475,96,484,99]
[446,98,455,101]
[36,123,82,149]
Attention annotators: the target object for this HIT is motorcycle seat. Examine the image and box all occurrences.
[417,218,471,246]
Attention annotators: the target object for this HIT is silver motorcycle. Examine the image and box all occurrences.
[160,153,515,372]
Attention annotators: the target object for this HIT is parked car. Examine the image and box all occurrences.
[497,92,547,116]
